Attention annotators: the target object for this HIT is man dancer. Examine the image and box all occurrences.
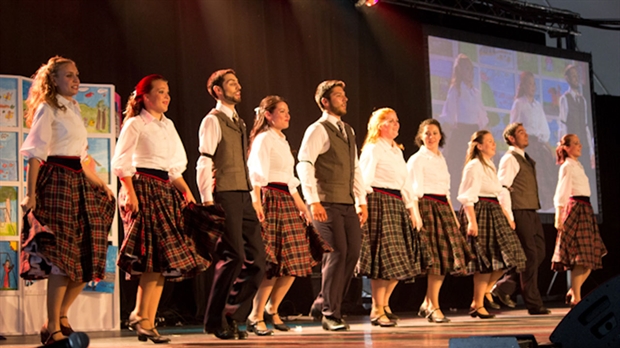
[297,80,368,331]
[493,123,551,315]
[197,69,265,339]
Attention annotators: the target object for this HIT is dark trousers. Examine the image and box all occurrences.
[494,209,545,310]
[311,203,362,319]
[204,191,265,329]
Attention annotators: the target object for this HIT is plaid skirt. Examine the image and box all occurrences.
[20,161,116,282]
[117,173,210,281]
[261,187,332,278]
[419,196,474,276]
[552,199,607,272]
[458,199,527,274]
[357,191,431,280]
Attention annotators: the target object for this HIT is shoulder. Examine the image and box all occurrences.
[465,158,482,171]
[123,116,144,130]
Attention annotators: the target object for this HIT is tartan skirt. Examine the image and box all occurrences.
[117,173,210,281]
[20,160,116,282]
[458,199,527,274]
[419,196,474,276]
[552,198,607,272]
[357,191,432,280]
[261,187,332,278]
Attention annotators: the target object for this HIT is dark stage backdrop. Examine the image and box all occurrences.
[2,0,617,323]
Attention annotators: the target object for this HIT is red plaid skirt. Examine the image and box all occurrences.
[261,187,331,278]
[20,161,116,282]
[418,196,474,276]
[357,191,432,280]
[117,173,210,281]
[552,199,607,271]
[459,199,527,274]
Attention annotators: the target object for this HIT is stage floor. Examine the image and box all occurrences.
[1,305,570,347]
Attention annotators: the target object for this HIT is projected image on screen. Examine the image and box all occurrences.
[428,35,597,214]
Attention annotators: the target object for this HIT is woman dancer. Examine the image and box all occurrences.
[407,118,474,323]
[112,74,210,343]
[457,130,526,319]
[246,96,331,335]
[552,134,607,307]
[358,108,430,327]
[20,56,115,345]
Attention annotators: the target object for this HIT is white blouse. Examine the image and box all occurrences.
[406,145,451,199]
[112,109,187,181]
[553,157,591,208]
[509,97,550,143]
[247,128,300,202]
[359,138,414,209]
[20,95,88,161]
[457,158,502,207]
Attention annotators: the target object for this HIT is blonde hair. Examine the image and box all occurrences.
[361,107,403,152]
[25,56,75,127]
[464,130,495,172]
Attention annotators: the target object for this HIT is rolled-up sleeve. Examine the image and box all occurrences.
[553,163,571,208]
[20,105,52,161]
[111,118,141,179]
[457,161,482,207]
[167,121,188,181]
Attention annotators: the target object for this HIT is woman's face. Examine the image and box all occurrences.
[565,135,582,159]
[265,102,290,131]
[421,124,441,151]
[378,111,400,141]
[477,132,496,159]
[144,80,170,115]
[52,62,80,99]
[524,76,537,98]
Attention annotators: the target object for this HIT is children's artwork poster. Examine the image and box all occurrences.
[0,132,18,181]
[83,245,116,293]
[22,78,32,129]
[86,138,111,185]
[23,133,28,182]
[0,186,18,236]
[0,241,18,290]
[77,86,112,134]
[0,77,18,128]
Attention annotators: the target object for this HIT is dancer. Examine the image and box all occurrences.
[493,123,550,315]
[552,134,607,307]
[407,118,474,323]
[246,95,331,335]
[197,69,265,340]
[297,80,368,331]
[457,130,526,319]
[358,108,430,327]
[113,74,210,344]
[20,56,115,345]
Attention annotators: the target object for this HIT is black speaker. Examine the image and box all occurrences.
[550,274,620,348]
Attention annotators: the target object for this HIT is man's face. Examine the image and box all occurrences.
[323,86,347,117]
[510,125,529,149]
[566,68,579,89]
[218,73,241,104]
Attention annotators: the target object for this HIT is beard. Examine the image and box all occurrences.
[327,103,346,117]
[223,90,241,105]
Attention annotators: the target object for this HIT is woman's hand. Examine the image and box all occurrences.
[253,201,265,222]
[20,196,36,214]
[124,191,139,213]
[467,220,478,237]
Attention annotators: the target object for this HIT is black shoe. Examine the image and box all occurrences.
[135,319,171,343]
[321,316,348,331]
[383,306,400,321]
[491,290,516,309]
[370,314,397,327]
[309,306,323,322]
[417,306,429,318]
[426,308,451,323]
[226,318,247,340]
[208,326,237,340]
[528,307,551,315]
[264,310,291,331]
[246,319,274,336]
[469,307,496,319]
[484,293,501,310]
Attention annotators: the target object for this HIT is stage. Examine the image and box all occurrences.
[1,305,570,347]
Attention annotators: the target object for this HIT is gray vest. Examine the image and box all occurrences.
[564,93,590,153]
[210,109,252,192]
[314,121,356,204]
[509,150,541,210]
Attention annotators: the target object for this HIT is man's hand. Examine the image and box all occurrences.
[311,202,327,222]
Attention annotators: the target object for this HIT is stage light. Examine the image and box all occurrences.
[355,0,379,7]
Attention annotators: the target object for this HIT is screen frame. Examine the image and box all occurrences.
[422,25,601,224]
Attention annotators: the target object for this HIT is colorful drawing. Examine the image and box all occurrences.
[0,132,18,181]
[83,245,117,293]
[86,138,111,184]
[0,186,18,236]
[22,78,32,129]
[76,86,112,134]
[22,133,28,182]
[542,78,569,116]
[0,77,18,128]
[478,45,515,70]
[0,241,18,290]
[480,68,516,110]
